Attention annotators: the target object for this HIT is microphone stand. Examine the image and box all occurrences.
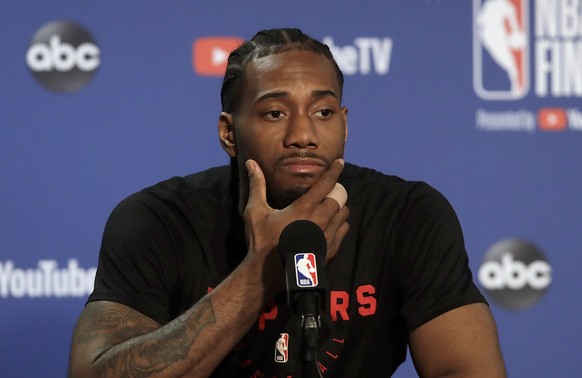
[299,292,322,378]
[277,220,328,378]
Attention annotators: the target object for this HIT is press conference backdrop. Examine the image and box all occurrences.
[1,0,580,376]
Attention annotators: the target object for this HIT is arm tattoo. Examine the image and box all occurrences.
[92,298,217,377]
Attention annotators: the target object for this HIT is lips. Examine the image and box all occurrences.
[280,157,327,175]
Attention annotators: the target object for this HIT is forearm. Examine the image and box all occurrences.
[75,260,269,378]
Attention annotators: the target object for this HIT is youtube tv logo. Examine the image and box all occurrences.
[193,37,244,76]
[538,108,567,131]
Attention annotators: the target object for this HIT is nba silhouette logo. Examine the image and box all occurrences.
[473,0,529,100]
[294,253,318,287]
[274,333,289,363]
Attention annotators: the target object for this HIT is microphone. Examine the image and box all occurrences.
[278,220,327,353]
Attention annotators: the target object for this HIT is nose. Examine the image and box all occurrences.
[283,113,319,149]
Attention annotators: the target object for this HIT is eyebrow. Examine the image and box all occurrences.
[254,89,339,104]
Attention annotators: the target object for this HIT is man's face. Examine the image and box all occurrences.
[227,50,348,209]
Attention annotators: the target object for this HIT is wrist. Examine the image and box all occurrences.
[239,251,285,300]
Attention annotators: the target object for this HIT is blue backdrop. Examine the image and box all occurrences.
[1,1,581,376]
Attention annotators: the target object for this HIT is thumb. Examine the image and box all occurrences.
[245,159,268,210]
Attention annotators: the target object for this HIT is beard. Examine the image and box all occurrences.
[258,151,333,209]
[265,173,312,209]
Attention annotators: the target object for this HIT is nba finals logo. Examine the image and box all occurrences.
[294,253,318,287]
[473,0,529,99]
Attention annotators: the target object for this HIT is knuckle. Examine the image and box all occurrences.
[341,206,350,218]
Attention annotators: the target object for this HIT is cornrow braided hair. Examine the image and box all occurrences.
[220,28,344,113]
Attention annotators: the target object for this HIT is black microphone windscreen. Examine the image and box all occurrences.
[278,220,327,261]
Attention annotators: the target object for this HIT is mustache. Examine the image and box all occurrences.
[276,151,331,167]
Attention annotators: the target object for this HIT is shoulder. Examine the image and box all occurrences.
[107,165,234,230]
[144,165,232,199]
[340,162,446,213]
[119,165,231,208]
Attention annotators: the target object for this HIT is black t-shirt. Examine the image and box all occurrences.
[88,163,486,377]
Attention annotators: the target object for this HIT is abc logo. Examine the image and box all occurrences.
[478,238,552,310]
[26,21,100,92]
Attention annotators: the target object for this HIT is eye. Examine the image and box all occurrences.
[314,108,334,119]
[263,110,285,120]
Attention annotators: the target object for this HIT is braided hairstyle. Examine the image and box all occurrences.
[220,28,344,113]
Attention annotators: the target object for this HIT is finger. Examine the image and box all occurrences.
[310,174,347,223]
[324,207,350,263]
[245,159,268,211]
[324,204,350,237]
[301,158,345,203]
[325,183,348,209]
[326,221,349,263]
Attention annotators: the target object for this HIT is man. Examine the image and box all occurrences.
[69,28,506,377]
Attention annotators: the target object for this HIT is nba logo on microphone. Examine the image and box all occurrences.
[473,0,529,100]
[274,333,289,363]
[294,253,318,287]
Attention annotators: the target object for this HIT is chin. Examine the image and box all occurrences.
[266,184,310,210]
[264,171,317,208]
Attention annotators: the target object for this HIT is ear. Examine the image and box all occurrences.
[218,112,237,157]
[341,106,348,143]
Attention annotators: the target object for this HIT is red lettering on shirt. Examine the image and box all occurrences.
[239,359,252,368]
[258,300,278,331]
[326,351,339,359]
[357,284,377,316]
[330,291,350,321]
